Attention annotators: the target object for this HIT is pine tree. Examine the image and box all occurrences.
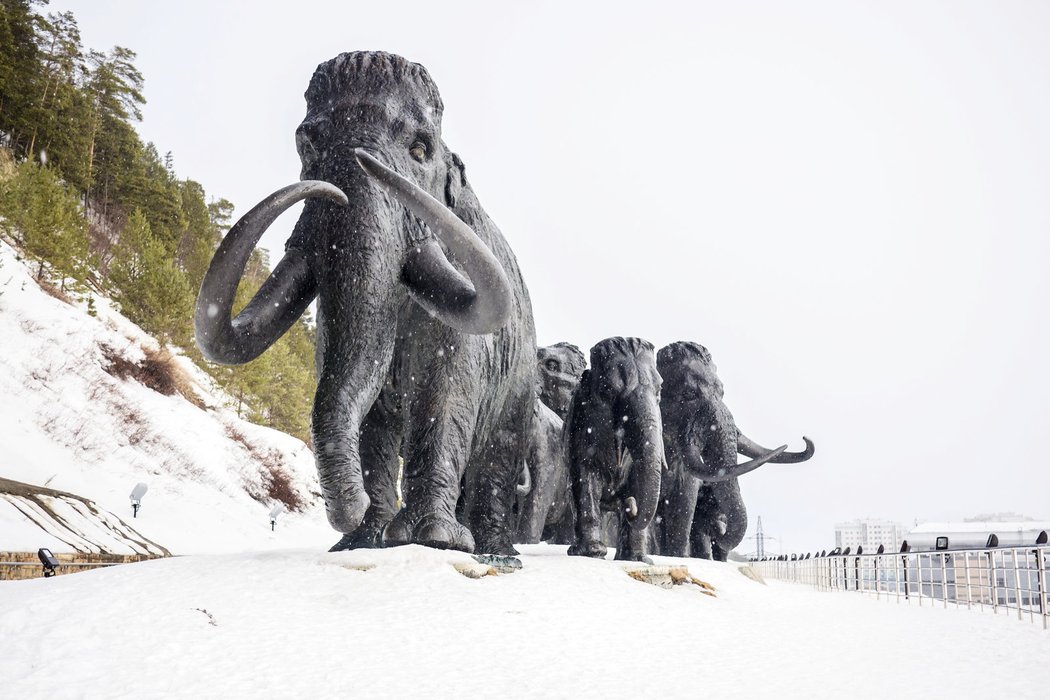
[0,159,88,287]
[109,209,192,342]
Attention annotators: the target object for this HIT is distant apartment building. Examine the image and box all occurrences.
[833,518,903,553]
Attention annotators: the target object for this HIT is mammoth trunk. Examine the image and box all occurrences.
[308,199,402,534]
[621,392,664,529]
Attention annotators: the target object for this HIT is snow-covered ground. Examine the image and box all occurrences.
[0,238,333,554]
[0,544,1047,699]
[2,237,1048,699]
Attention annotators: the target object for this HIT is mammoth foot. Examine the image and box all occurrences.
[384,511,476,553]
[474,531,519,557]
[328,524,385,552]
[614,548,653,564]
[568,540,610,559]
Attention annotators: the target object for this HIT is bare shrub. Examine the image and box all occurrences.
[266,467,302,512]
[225,424,303,512]
[101,344,204,407]
[37,277,73,304]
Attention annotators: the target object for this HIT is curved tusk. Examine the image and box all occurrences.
[516,463,532,496]
[354,149,512,335]
[701,445,789,482]
[624,496,639,521]
[194,181,346,364]
[738,434,815,463]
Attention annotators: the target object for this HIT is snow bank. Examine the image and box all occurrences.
[0,545,1046,698]
[0,239,333,554]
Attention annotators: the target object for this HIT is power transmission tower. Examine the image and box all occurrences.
[744,516,778,558]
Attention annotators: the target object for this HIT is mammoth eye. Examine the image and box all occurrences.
[545,359,559,373]
[409,141,427,162]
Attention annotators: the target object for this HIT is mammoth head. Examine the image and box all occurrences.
[657,340,815,482]
[295,52,451,202]
[195,51,512,366]
[657,341,724,406]
[536,342,586,420]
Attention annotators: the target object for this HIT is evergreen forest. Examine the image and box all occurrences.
[0,0,317,443]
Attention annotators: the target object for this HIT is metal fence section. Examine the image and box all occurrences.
[751,545,1049,629]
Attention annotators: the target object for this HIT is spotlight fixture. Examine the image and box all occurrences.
[37,548,59,578]
[129,482,148,518]
[269,503,285,531]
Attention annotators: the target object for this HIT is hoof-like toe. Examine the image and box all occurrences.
[416,516,475,553]
[568,540,609,558]
[329,525,385,552]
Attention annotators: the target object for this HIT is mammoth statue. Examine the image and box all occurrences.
[516,343,586,544]
[195,51,537,556]
[655,341,814,560]
[566,338,666,562]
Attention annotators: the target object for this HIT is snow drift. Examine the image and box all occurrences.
[0,238,333,554]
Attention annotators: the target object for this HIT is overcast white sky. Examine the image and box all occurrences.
[51,1,1050,553]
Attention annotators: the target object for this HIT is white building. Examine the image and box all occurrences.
[833,518,904,553]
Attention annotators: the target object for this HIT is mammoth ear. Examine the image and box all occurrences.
[444,150,465,209]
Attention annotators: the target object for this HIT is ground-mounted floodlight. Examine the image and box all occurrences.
[842,546,851,556]
[877,544,885,554]
[985,533,998,548]
[38,548,59,578]
[1037,530,1048,545]
[934,536,949,550]
[269,503,285,531]
[129,482,148,518]
[899,540,909,553]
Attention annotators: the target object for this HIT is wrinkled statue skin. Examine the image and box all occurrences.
[195,52,536,555]
[516,343,586,544]
[566,338,666,562]
[655,341,814,560]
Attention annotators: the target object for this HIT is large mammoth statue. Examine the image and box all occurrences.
[566,338,666,562]
[195,51,536,555]
[516,343,586,544]
[655,341,814,560]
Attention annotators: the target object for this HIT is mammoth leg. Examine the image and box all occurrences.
[329,371,403,551]
[692,530,714,560]
[470,390,533,556]
[517,403,564,544]
[661,471,701,558]
[689,484,722,560]
[692,478,746,562]
[384,324,480,553]
[567,383,614,559]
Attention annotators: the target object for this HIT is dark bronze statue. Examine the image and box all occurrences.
[195,51,537,555]
[655,341,814,560]
[516,343,586,544]
[565,338,666,562]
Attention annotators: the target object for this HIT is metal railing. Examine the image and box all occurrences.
[751,545,1049,629]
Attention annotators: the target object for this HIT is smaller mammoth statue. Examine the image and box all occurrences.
[516,343,587,544]
[655,341,815,560]
[566,337,666,562]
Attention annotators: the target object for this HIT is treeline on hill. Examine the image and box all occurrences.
[0,0,315,443]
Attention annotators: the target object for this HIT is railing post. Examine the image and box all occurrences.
[941,552,948,609]
[989,551,998,614]
[902,554,909,601]
[1036,547,1047,630]
[1012,549,1023,621]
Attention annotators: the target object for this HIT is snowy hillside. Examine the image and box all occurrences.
[0,237,333,554]
[1,544,1047,698]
